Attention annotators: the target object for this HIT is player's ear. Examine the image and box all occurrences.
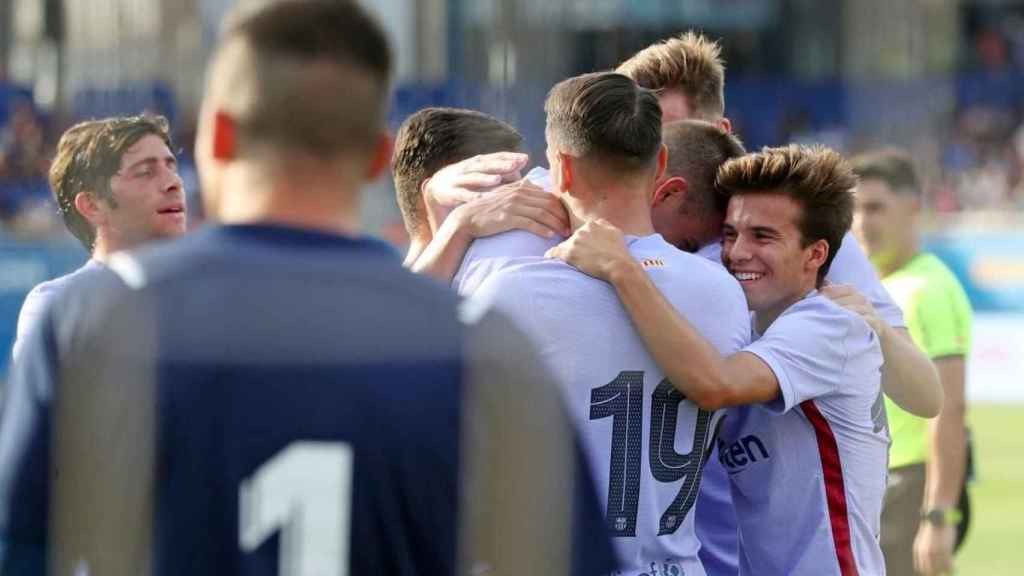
[211,110,237,161]
[419,176,443,234]
[718,117,733,134]
[653,176,687,207]
[557,152,573,192]
[74,191,107,227]
[366,132,393,180]
[806,238,829,274]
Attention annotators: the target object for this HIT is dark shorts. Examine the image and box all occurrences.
[881,438,973,576]
[881,462,927,576]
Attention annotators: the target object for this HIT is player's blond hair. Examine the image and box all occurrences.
[616,31,725,121]
[716,145,858,283]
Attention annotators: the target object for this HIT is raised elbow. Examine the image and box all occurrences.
[687,378,735,411]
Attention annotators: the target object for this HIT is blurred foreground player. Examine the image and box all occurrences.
[852,150,973,576]
[11,115,186,361]
[0,1,614,575]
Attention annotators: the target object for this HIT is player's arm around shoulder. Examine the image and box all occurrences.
[822,282,942,418]
[743,297,881,414]
[548,220,776,411]
[411,176,569,283]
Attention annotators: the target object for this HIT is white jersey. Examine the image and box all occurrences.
[453,230,560,296]
[722,293,888,576]
[695,231,903,575]
[466,234,752,576]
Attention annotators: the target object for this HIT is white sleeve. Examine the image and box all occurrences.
[826,232,905,328]
[743,299,868,414]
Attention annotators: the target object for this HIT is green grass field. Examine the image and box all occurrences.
[955,404,1024,575]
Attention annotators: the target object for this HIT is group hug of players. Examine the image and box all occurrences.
[0,1,967,575]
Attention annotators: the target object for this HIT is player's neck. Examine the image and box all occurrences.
[876,239,920,278]
[90,240,113,263]
[213,163,362,237]
[754,280,817,335]
[567,187,655,236]
[218,193,361,237]
[90,230,136,263]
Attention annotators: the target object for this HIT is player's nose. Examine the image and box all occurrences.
[162,170,184,195]
[726,235,753,262]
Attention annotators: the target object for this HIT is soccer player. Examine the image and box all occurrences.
[616,31,938,414]
[424,32,932,573]
[851,149,973,576]
[616,32,732,131]
[391,106,568,276]
[0,2,615,575]
[418,29,938,574]
[467,71,751,575]
[549,145,889,575]
[11,115,186,360]
[451,119,744,298]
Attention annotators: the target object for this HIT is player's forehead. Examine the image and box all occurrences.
[118,134,174,168]
[725,193,802,233]
[854,178,898,204]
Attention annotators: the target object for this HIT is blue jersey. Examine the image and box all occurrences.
[0,224,615,576]
[12,259,104,362]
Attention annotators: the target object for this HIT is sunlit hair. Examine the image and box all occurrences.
[716,144,858,282]
[545,71,662,176]
[49,115,172,250]
[616,31,725,121]
[392,107,522,236]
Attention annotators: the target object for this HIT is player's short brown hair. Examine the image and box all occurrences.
[716,145,857,282]
[48,115,173,250]
[616,31,725,121]
[545,72,662,175]
[662,119,745,216]
[849,148,921,197]
[391,107,522,236]
[214,0,391,159]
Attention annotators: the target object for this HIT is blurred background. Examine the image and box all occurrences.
[0,0,1021,572]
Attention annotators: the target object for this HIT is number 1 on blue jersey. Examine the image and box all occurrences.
[239,442,354,576]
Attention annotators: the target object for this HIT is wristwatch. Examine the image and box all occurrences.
[921,507,962,527]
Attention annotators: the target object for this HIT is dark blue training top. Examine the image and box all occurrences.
[0,224,616,576]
